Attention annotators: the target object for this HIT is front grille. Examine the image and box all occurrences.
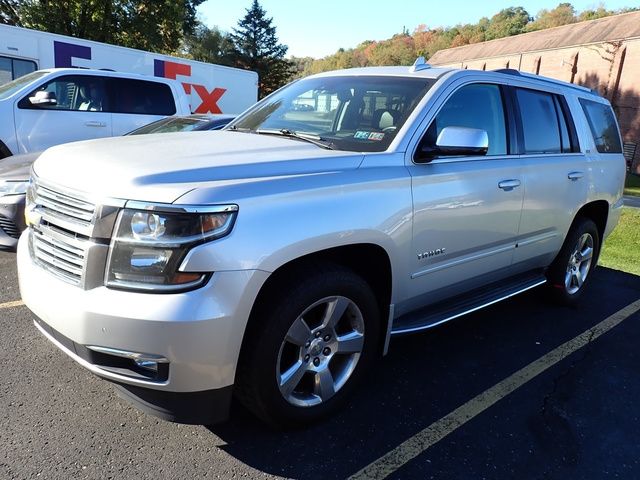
[30,224,88,285]
[0,214,19,239]
[34,183,96,226]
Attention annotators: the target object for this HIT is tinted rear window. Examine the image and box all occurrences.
[579,98,622,154]
[109,78,176,116]
[517,88,562,154]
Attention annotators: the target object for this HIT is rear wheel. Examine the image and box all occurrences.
[546,217,600,306]
[235,265,380,428]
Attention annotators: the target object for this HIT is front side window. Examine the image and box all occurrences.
[229,76,434,152]
[19,75,108,112]
[424,83,508,156]
[579,98,622,154]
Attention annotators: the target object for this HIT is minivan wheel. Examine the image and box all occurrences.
[546,217,600,306]
[235,265,380,428]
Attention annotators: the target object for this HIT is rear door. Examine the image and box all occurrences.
[510,87,587,271]
[108,77,177,135]
[13,74,112,153]
[405,82,524,310]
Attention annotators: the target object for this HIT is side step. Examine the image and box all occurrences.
[391,271,547,335]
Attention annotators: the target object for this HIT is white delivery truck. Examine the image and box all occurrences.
[0,24,258,115]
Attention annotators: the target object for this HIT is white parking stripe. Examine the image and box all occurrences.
[349,298,640,480]
[0,300,24,309]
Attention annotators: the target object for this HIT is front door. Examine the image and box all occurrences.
[404,83,523,312]
[13,74,112,154]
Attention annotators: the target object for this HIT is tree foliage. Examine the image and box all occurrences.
[294,3,637,77]
[230,0,291,97]
[1,0,204,54]
[182,24,235,66]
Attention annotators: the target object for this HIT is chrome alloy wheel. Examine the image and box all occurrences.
[565,232,594,295]
[276,296,365,407]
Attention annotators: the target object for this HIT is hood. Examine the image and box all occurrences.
[0,151,43,181]
[32,131,363,204]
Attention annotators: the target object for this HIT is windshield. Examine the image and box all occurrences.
[0,71,46,100]
[228,75,434,152]
[127,117,208,135]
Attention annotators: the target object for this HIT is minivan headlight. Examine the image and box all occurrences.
[106,205,237,292]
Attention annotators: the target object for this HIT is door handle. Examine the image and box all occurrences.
[85,121,107,127]
[568,171,584,181]
[498,179,521,191]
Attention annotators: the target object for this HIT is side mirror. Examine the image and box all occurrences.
[417,126,489,162]
[28,91,57,106]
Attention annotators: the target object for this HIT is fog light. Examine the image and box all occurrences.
[134,359,159,373]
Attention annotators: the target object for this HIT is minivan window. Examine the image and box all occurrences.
[517,88,562,154]
[18,75,108,111]
[424,83,507,156]
[579,98,622,154]
[110,78,176,116]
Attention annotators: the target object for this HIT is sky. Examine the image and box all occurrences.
[197,0,635,58]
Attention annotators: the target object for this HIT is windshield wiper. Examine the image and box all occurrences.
[255,129,335,150]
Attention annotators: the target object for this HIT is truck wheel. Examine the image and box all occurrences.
[236,265,381,428]
[546,217,600,306]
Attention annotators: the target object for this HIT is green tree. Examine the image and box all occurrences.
[528,3,577,31]
[484,7,531,40]
[0,0,21,25]
[4,0,203,54]
[182,24,235,66]
[230,0,292,97]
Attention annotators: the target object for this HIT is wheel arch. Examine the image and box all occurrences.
[574,200,609,247]
[236,242,394,385]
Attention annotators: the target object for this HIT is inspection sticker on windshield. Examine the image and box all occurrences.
[354,131,385,141]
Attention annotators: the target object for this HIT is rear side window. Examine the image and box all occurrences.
[517,88,564,154]
[109,78,176,116]
[579,99,622,154]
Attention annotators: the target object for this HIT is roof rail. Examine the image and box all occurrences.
[491,68,596,95]
[410,57,432,73]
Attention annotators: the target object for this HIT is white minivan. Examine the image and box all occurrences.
[0,68,191,158]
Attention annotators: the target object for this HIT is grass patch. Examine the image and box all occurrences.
[624,174,640,197]
[599,207,640,276]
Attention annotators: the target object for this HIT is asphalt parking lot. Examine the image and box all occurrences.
[1,249,640,479]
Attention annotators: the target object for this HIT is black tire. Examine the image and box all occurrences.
[546,217,600,306]
[235,263,381,428]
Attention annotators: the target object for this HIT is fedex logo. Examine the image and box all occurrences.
[52,41,227,114]
[153,60,227,114]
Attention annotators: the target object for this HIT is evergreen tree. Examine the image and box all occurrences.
[230,0,292,97]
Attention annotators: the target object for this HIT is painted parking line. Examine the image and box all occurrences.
[0,300,24,310]
[350,298,640,480]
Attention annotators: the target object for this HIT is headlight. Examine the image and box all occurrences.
[0,180,28,197]
[106,205,237,292]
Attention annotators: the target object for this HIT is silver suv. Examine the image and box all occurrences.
[17,59,626,427]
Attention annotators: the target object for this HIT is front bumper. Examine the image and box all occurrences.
[17,232,269,423]
[0,193,25,250]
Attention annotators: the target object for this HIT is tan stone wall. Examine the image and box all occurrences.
[437,38,640,170]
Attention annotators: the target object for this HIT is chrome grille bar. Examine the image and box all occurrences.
[34,183,96,225]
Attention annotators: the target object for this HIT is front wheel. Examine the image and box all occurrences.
[235,265,381,428]
[546,217,600,306]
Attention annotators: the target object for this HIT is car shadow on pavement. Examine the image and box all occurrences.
[206,268,640,479]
